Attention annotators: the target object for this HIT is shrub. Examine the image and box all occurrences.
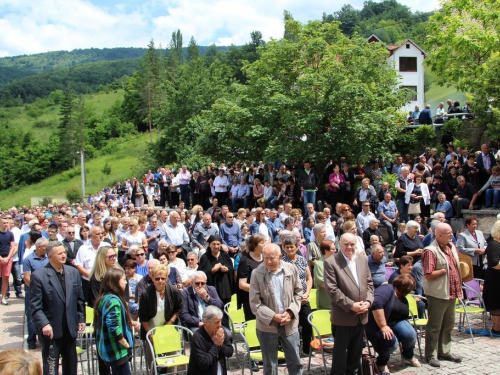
[442,118,463,138]
[66,187,81,203]
[40,196,53,206]
[101,162,112,177]
[413,125,436,149]
[392,133,418,156]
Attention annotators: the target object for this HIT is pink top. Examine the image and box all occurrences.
[253,184,264,198]
[329,172,345,192]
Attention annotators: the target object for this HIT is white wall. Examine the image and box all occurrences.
[387,42,425,113]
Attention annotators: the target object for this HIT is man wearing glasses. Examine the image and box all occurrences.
[180,271,224,333]
[74,226,106,303]
[422,223,463,367]
[62,226,83,266]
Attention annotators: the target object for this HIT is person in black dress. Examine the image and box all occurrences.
[237,234,265,320]
[483,221,500,334]
[199,235,234,306]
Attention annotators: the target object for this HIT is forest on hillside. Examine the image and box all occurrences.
[5,0,490,195]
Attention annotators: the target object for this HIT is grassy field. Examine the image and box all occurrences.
[3,90,125,142]
[424,69,466,110]
[0,132,152,208]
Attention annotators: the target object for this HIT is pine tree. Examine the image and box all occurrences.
[187,36,200,62]
[58,86,76,169]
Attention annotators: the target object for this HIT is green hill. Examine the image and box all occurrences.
[0,132,152,208]
[424,69,466,110]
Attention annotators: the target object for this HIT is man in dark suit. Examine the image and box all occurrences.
[156,168,172,208]
[62,226,83,266]
[30,241,85,375]
[418,104,433,125]
[324,233,374,375]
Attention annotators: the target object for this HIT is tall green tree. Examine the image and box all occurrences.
[187,36,200,62]
[193,20,410,164]
[426,0,500,147]
[168,29,184,68]
[58,86,77,169]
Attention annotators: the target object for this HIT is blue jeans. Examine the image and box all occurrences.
[257,327,302,375]
[231,197,248,212]
[412,260,423,296]
[179,184,190,208]
[367,320,417,366]
[485,189,500,208]
[8,261,22,296]
[303,190,316,216]
[266,195,277,208]
[397,199,408,224]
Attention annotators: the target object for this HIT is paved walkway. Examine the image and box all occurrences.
[1,294,500,374]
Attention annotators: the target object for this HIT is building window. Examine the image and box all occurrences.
[399,57,417,72]
[401,86,417,101]
[406,44,410,49]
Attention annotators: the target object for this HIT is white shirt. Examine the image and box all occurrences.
[159,222,189,247]
[11,227,21,262]
[213,175,229,193]
[75,242,106,280]
[342,252,359,286]
[170,258,188,281]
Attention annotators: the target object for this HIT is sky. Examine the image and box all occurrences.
[0,0,441,57]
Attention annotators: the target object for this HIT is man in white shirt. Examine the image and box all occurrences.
[356,202,376,236]
[279,203,292,223]
[159,211,189,258]
[214,170,230,208]
[74,226,106,303]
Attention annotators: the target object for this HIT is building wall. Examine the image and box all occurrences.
[387,42,425,113]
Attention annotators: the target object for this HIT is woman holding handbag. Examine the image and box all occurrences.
[405,174,430,220]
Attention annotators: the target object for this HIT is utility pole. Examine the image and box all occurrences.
[80,149,85,200]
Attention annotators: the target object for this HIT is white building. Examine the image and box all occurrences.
[368,35,427,112]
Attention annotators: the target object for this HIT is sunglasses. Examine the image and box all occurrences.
[187,259,196,262]
[66,232,75,234]
[194,282,206,286]
[107,254,117,260]
[167,251,176,254]
[154,277,167,281]
[136,253,145,257]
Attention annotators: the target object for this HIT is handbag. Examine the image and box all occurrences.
[408,202,421,215]
[362,353,381,375]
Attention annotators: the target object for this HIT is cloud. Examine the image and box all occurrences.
[0,0,441,57]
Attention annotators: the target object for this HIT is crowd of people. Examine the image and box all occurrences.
[1,144,500,375]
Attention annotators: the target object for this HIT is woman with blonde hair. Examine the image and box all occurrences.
[0,349,41,375]
[88,246,124,308]
[340,220,366,255]
[121,219,147,252]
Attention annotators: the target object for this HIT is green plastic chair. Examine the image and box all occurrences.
[307,310,332,375]
[239,320,285,375]
[406,294,427,360]
[145,325,193,375]
[309,288,317,311]
[224,302,246,368]
[455,287,487,344]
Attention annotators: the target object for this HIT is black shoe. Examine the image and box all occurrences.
[492,329,500,335]
[250,360,259,372]
[438,353,462,363]
[28,343,36,350]
[16,294,24,299]
[426,357,440,367]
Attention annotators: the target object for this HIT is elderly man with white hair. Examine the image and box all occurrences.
[159,211,189,258]
[180,271,224,333]
[134,258,160,304]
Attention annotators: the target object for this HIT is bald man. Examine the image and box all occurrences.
[422,223,462,367]
[249,244,303,375]
[324,233,374,375]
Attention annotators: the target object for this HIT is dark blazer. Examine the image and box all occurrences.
[62,238,84,265]
[418,108,433,125]
[324,250,374,326]
[187,326,233,375]
[180,285,224,329]
[477,152,496,172]
[30,264,85,339]
[138,282,183,339]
